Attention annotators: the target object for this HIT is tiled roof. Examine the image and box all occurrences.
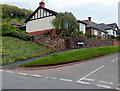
[99,23,118,31]
[82,20,108,33]
[106,23,118,30]
[98,23,112,30]
[77,20,87,25]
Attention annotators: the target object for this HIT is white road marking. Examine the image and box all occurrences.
[30,75,42,77]
[77,65,104,82]
[96,84,111,89]
[5,71,15,73]
[77,81,90,85]
[99,80,113,85]
[117,88,120,90]
[112,58,120,62]
[83,78,95,81]
[0,70,3,72]
[59,78,73,82]
[17,73,28,76]
[45,77,57,79]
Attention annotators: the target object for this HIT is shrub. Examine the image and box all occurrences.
[75,31,83,35]
[1,24,34,41]
[11,32,34,41]
[74,31,87,38]
[1,23,20,36]
[97,36,101,40]
[80,34,87,38]
[111,35,115,39]
[91,35,97,38]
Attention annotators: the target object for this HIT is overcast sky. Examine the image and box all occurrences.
[1,0,119,24]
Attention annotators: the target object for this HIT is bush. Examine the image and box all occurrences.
[75,31,83,35]
[74,31,87,38]
[116,35,120,41]
[91,35,97,38]
[11,32,34,41]
[97,36,101,40]
[111,35,115,39]
[1,23,20,36]
[80,34,87,38]
[1,24,34,41]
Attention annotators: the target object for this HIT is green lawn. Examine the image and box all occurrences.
[1,37,55,65]
[21,46,120,67]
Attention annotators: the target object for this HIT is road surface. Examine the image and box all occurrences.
[1,52,120,90]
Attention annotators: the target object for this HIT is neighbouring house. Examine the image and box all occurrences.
[97,23,115,38]
[106,23,119,37]
[25,1,87,35]
[25,1,118,40]
[82,17,108,39]
[118,29,120,34]
[82,17,119,39]
[77,20,87,34]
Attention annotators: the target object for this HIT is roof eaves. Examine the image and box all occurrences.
[77,20,87,25]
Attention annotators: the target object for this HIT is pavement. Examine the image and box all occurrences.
[1,52,120,90]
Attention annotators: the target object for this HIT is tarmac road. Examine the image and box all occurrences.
[1,52,120,90]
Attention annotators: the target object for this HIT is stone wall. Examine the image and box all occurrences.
[34,35,67,50]
[34,35,114,51]
[66,35,113,49]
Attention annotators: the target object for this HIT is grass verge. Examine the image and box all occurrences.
[2,37,55,65]
[21,46,120,67]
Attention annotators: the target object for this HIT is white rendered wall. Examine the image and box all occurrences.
[79,23,86,34]
[114,31,117,37]
[94,29,98,35]
[106,30,113,35]
[106,29,117,37]
[26,16,55,33]
[101,32,105,36]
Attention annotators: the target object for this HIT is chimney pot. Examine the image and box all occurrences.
[88,17,91,21]
[39,0,45,7]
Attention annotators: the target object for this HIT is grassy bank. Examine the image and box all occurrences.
[21,46,120,67]
[2,37,55,65]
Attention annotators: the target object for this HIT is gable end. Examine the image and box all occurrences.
[25,6,58,23]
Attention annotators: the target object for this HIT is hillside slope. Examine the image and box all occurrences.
[2,37,55,65]
[1,4,33,25]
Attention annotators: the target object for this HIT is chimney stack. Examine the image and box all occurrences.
[88,17,91,22]
[39,0,45,7]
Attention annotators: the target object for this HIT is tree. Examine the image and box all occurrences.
[52,12,79,35]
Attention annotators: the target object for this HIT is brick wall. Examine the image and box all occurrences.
[113,41,120,46]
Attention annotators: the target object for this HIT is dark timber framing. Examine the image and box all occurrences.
[25,6,58,23]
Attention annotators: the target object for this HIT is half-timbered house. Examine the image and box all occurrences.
[25,1,87,35]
